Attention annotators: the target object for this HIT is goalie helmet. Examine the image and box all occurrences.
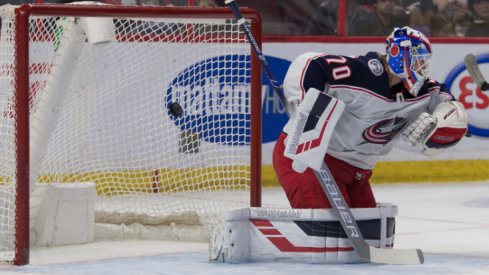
[385,27,432,96]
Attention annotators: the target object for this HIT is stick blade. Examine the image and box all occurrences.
[369,247,424,265]
[464,54,489,91]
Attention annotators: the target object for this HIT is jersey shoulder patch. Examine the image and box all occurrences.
[367,59,384,76]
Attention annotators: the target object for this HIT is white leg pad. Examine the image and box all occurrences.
[210,204,398,264]
[31,182,96,246]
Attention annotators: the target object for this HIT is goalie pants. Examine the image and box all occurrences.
[273,133,376,208]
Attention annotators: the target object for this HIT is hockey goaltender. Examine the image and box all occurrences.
[210,26,468,265]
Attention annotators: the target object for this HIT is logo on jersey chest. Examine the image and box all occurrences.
[362,117,407,145]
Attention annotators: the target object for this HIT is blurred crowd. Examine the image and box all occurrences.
[239,0,489,37]
[0,0,488,37]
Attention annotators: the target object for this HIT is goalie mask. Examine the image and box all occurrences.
[385,27,432,96]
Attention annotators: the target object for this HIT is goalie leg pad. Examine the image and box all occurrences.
[284,87,345,172]
[209,204,397,264]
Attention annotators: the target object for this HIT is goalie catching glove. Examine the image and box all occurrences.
[401,101,468,156]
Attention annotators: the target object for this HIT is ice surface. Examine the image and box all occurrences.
[1,182,488,274]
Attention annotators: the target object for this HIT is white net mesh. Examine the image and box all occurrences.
[0,4,258,263]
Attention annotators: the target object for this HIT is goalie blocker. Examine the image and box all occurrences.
[284,87,345,172]
[210,204,397,264]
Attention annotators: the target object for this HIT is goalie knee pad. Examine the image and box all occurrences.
[209,204,397,264]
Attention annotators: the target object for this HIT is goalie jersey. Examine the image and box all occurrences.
[282,51,454,170]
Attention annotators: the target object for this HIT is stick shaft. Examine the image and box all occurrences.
[464,54,489,91]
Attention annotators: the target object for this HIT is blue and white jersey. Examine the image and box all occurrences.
[282,51,454,170]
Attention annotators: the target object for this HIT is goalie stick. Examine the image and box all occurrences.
[464,54,489,91]
[225,0,424,265]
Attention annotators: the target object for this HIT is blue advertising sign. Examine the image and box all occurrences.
[166,54,293,145]
[166,54,251,145]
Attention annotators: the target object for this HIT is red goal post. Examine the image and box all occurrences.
[0,3,262,265]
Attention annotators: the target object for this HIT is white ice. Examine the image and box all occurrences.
[1,182,489,275]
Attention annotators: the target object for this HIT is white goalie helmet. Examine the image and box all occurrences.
[385,27,432,96]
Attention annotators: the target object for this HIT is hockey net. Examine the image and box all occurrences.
[0,3,261,265]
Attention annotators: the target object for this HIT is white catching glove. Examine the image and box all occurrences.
[401,101,468,156]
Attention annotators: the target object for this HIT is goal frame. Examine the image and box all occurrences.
[11,3,262,265]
